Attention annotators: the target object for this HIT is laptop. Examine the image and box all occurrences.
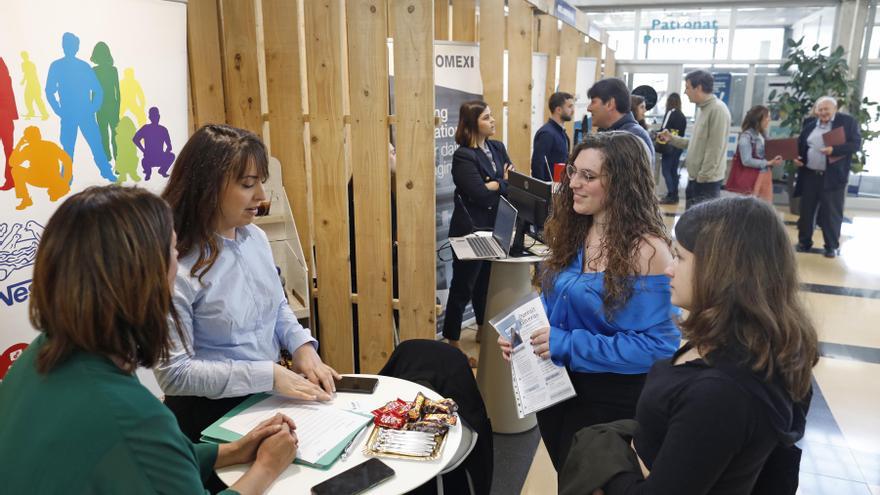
[450,196,518,260]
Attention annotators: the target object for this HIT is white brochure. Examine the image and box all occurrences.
[489,293,576,418]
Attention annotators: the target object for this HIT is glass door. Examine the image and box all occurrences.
[617,64,683,128]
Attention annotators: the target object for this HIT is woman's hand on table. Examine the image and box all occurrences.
[255,423,298,476]
[273,363,332,401]
[229,422,299,495]
[530,326,552,360]
[218,413,296,467]
[291,344,341,396]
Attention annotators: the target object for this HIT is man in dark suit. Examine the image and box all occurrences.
[794,96,861,258]
[531,92,573,181]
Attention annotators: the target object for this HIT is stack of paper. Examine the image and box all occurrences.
[201,394,372,469]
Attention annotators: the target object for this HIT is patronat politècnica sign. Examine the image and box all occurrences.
[643,17,724,46]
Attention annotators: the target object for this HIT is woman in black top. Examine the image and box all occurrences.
[443,100,512,358]
[658,93,687,204]
[597,197,818,494]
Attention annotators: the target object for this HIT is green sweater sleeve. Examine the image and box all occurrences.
[124,414,240,494]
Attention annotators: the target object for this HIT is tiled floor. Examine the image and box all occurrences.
[464,198,880,495]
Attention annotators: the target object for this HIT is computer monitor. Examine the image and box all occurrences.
[506,170,552,255]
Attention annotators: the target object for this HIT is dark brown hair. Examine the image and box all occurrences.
[162,124,268,282]
[674,197,818,401]
[686,70,714,93]
[454,100,488,147]
[741,105,770,135]
[30,186,180,373]
[537,132,670,316]
[666,92,682,111]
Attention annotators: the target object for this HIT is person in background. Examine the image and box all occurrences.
[499,132,680,471]
[575,196,817,495]
[445,100,513,363]
[531,91,574,181]
[793,96,861,258]
[156,125,338,446]
[587,78,654,162]
[657,93,687,205]
[738,105,783,203]
[0,185,298,495]
[630,94,648,130]
[658,70,731,209]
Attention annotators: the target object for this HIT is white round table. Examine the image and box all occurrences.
[216,374,463,495]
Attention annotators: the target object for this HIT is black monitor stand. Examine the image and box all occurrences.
[509,218,537,257]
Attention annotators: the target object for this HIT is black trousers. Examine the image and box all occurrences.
[685,179,722,210]
[796,169,846,250]
[536,371,647,473]
[442,255,491,341]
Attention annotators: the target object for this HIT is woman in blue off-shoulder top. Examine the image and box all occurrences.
[499,132,680,472]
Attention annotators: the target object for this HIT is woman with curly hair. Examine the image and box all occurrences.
[499,131,681,471]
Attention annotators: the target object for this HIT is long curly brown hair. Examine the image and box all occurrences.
[536,132,670,316]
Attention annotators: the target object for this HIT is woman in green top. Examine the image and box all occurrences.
[0,185,297,494]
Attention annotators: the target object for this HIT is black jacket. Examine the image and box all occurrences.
[448,140,510,238]
[601,113,655,162]
[531,119,570,181]
[379,340,493,495]
[795,112,861,196]
[657,109,687,156]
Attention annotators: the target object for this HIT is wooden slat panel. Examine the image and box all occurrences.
[392,0,436,342]
[479,0,504,137]
[303,0,355,372]
[435,0,450,40]
[219,0,263,135]
[605,47,616,78]
[536,14,558,122]
[557,24,580,143]
[187,0,226,127]
[262,0,313,275]
[346,0,395,373]
[451,0,475,42]
[507,0,532,173]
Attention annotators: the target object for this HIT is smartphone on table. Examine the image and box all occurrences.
[335,376,379,394]
[310,458,395,495]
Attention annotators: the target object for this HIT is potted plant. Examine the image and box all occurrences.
[769,38,880,213]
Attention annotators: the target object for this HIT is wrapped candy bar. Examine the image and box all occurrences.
[408,392,426,420]
[403,421,448,435]
[371,399,410,418]
[375,412,406,429]
[423,398,458,415]
[422,413,457,426]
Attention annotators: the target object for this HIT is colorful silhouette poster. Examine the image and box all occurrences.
[0,0,186,392]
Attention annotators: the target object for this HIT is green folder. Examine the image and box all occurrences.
[199,393,373,470]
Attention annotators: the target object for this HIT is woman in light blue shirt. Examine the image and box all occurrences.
[155,124,339,443]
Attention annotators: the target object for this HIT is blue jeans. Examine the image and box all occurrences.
[660,149,683,198]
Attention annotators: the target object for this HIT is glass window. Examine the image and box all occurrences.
[638,9,730,61]
[731,28,785,59]
[632,73,670,124]
[861,70,880,177]
[608,30,634,60]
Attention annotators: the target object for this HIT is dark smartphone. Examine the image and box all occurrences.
[311,458,395,495]
[335,376,379,394]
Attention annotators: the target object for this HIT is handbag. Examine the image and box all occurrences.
[725,138,762,194]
